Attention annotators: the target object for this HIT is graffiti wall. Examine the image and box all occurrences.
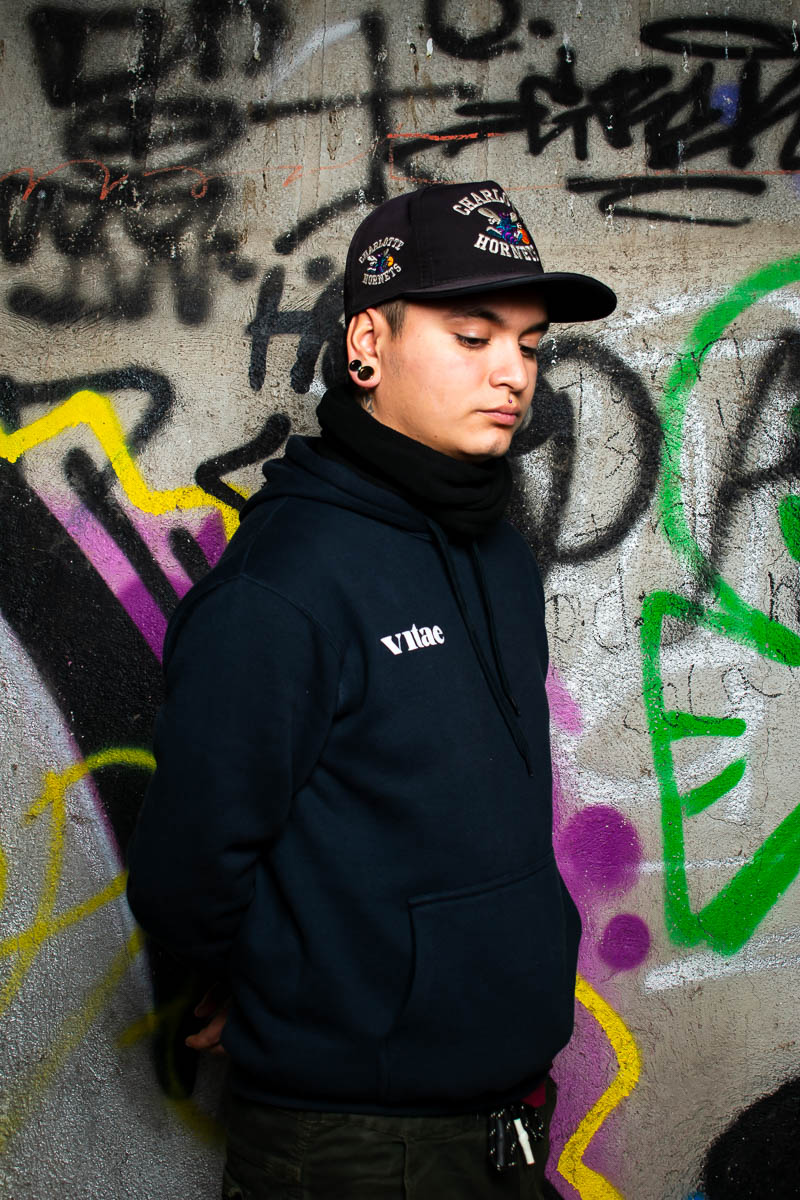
[1,0,799,1195]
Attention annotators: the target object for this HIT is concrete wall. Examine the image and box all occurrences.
[1,1,799,1196]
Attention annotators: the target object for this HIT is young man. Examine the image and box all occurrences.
[126,180,616,1199]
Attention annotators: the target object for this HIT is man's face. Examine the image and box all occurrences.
[360,290,549,461]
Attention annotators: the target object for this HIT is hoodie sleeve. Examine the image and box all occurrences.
[126,574,341,973]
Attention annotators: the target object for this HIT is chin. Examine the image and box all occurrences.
[461,434,514,460]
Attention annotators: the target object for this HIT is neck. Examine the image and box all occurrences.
[315,384,513,540]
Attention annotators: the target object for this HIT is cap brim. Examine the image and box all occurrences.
[396,271,617,323]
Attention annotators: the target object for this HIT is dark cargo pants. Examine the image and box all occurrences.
[222,1079,557,1200]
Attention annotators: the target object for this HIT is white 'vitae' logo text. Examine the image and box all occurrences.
[380,624,445,655]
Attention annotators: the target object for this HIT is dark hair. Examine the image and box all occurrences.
[377,298,407,337]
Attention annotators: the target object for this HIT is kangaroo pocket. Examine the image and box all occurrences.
[381,853,580,1103]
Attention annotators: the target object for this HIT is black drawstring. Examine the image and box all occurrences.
[426,519,533,775]
[469,544,521,717]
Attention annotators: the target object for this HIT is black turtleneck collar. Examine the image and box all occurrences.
[315,385,512,541]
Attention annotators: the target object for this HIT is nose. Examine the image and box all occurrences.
[489,337,534,395]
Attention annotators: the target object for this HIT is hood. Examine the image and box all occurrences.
[240,435,431,536]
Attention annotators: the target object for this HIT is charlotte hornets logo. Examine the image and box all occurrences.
[451,189,540,264]
[360,236,404,286]
[367,248,394,274]
[477,206,531,246]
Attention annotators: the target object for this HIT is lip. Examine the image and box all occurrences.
[482,408,520,426]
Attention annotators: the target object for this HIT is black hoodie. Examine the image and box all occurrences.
[126,435,581,1115]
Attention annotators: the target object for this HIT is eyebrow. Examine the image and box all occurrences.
[446,305,550,336]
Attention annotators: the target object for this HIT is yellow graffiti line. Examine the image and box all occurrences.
[118,997,225,1145]
[0,873,128,959]
[557,975,642,1200]
[116,991,187,1048]
[0,781,70,1017]
[167,1097,226,1147]
[0,927,144,1155]
[25,746,156,820]
[116,1007,163,1046]
[0,748,154,1020]
[0,388,239,539]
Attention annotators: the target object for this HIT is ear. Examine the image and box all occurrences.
[346,310,381,388]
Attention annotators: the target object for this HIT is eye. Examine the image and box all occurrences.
[455,334,488,349]
[520,344,539,360]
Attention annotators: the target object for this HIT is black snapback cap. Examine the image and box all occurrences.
[344,180,616,324]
